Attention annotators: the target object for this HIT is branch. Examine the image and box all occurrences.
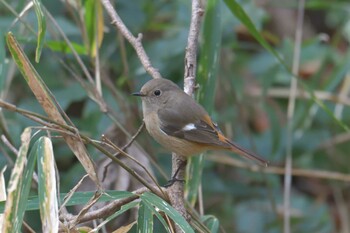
[101,0,162,80]
[61,186,165,226]
[101,0,204,230]
[248,87,350,106]
[284,0,305,232]
[102,122,145,182]
[184,0,204,96]
[0,100,160,195]
[167,0,203,230]
[207,154,350,182]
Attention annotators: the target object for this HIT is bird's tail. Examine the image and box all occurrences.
[226,139,269,167]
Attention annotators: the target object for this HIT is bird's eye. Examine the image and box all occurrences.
[154,89,161,96]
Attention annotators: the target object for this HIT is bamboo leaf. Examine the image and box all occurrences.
[2,128,32,233]
[6,32,100,186]
[90,201,139,233]
[0,191,135,213]
[37,137,58,233]
[33,0,46,62]
[140,192,194,233]
[137,201,153,233]
[223,0,283,63]
[112,221,136,233]
[0,166,7,232]
[202,215,219,233]
[84,0,104,57]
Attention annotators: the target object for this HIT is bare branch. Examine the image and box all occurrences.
[101,0,162,79]
[207,154,350,182]
[284,0,305,232]
[0,100,159,194]
[102,122,145,182]
[248,87,350,106]
[62,186,166,225]
[168,0,204,229]
[184,1,204,96]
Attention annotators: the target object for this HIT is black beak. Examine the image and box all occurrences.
[132,92,146,97]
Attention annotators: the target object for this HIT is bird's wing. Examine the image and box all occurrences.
[158,103,269,166]
[158,107,229,148]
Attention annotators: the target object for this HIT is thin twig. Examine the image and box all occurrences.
[207,154,350,182]
[62,186,165,225]
[334,73,350,119]
[102,122,145,181]
[284,1,305,232]
[317,132,350,150]
[101,0,162,80]
[333,186,350,233]
[0,100,160,195]
[70,191,102,228]
[44,8,95,85]
[117,31,130,78]
[1,135,18,155]
[0,0,36,34]
[0,146,14,167]
[59,174,90,213]
[100,134,165,198]
[248,87,350,106]
[22,221,36,233]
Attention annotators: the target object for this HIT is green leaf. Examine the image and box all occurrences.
[84,0,104,57]
[37,137,58,232]
[2,128,33,232]
[223,1,350,133]
[186,155,204,206]
[223,0,284,64]
[16,135,39,225]
[0,191,134,213]
[33,0,46,62]
[201,215,219,233]
[6,32,100,185]
[46,40,87,55]
[90,201,139,232]
[137,201,154,233]
[141,200,171,232]
[197,0,222,112]
[140,192,194,233]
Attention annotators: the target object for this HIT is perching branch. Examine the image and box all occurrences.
[167,0,204,228]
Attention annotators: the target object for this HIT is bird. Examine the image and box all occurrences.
[132,78,268,167]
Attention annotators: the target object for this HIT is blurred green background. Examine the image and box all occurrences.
[1,0,350,232]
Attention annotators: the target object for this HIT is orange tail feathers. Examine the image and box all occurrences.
[227,140,269,167]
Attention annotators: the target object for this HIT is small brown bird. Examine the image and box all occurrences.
[133,78,268,166]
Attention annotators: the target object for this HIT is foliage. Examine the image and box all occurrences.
[1,0,350,232]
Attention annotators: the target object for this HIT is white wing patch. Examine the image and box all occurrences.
[159,127,168,135]
[182,123,196,131]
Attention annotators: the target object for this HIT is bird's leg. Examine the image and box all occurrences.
[163,159,187,187]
